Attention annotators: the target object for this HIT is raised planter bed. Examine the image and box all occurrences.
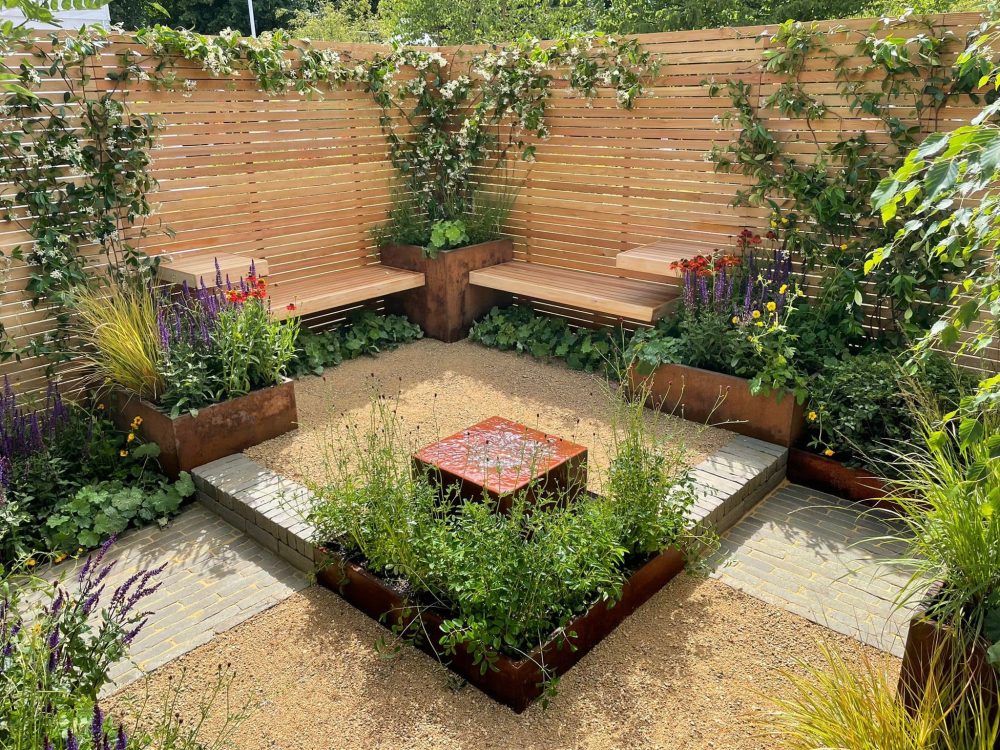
[898,589,998,713]
[315,544,685,712]
[628,362,804,447]
[380,238,513,342]
[109,379,297,479]
[787,448,896,508]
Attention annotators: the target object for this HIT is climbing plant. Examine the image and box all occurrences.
[0,26,160,367]
[705,14,987,340]
[870,14,1000,404]
[136,27,658,235]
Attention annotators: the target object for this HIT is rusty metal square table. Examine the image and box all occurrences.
[413,416,588,511]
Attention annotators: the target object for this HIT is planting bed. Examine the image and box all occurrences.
[245,339,733,489]
[315,545,686,712]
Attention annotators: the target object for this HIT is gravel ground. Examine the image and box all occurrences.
[245,339,733,490]
[108,576,896,750]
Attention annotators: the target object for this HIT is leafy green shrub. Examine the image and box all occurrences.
[46,472,194,550]
[309,386,703,685]
[1,385,192,562]
[469,305,625,373]
[288,311,423,377]
[806,351,973,474]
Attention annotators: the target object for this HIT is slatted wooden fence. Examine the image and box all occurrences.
[0,13,991,394]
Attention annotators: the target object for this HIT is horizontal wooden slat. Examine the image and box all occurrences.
[268,264,425,319]
[469,261,679,322]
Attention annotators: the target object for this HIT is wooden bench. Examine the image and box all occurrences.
[268,264,425,320]
[468,261,678,323]
[614,240,702,278]
[157,252,268,287]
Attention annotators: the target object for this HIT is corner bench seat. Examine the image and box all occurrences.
[268,264,425,320]
[469,261,678,322]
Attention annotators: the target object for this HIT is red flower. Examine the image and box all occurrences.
[286,303,297,312]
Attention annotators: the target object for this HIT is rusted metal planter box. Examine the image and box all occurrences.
[628,362,805,446]
[315,545,685,713]
[898,589,997,713]
[380,239,513,342]
[787,448,896,507]
[109,379,297,479]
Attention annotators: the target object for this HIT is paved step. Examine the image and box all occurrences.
[192,435,788,568]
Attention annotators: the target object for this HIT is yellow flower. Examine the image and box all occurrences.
[824,448,834,457]
[131,415,142,428]
[766,301,777,312]
[769,220,777,228]
[33,623,43,637]
[752,310,762,319]
[25,558,36,568]
[127,433,135,443]
[54,552,67,564]
[779,284,788,295]
[755,321,764,327]
[731,316,739,324]
[839,243,848,251]
[120,449,129,457]
[807,411,818,421]
[781,217,789,225]
[97,403,105,410]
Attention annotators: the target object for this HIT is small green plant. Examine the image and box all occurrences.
[288,312,423,378]
[805,350,973,474]
[425,219,469,258]
[469,305,626,374]
[46,472,194,550]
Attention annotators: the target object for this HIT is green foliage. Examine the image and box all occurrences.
[469,305,626,373]
[870,18,1000,410]
[288,311,423,378]
[770,640,1000,750]
[283,0,384,43]
[0,544,249,749]
[309,386,701,686]
[2,401,191,562]
[46,473,193,550]
[0,28,161,368]
[426,219,469,258]
[115,0,314,34]
[880,409,1000,671]
[707,16,983,341]
[806,350,974,474]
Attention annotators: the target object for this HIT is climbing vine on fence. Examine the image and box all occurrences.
[706,15,988,339]
[0,27,160,367]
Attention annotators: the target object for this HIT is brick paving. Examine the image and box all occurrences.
[711,483,919,657]
[40,503,309,693]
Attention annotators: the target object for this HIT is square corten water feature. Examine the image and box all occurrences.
[412,416,588,510]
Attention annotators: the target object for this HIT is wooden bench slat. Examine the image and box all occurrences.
[157,252,268,287]
[268,264,425,319]
[615,240,704,278]
[469,261,678,322]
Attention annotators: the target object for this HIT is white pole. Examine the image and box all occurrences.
[247,0,257,36]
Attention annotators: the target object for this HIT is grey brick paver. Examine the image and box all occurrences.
[711,484,922,657]
[30,502,311,697]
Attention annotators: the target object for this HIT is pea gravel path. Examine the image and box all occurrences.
[108,576,894,750]
[245,339,734,491]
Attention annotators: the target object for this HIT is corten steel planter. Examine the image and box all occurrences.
[787,448,897,508]
[109,379,297,479]
[315,545,686,713]
[412,416,589,513]
[380,239,514,342]
[628,363,805,446]
[898,588,998,714]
